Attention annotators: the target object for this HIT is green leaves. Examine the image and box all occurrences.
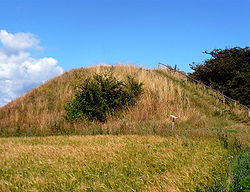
[64,72,143,122]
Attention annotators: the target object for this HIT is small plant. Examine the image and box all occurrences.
[64,72,143,122]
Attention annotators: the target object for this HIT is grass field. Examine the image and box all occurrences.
[0,135,228,192]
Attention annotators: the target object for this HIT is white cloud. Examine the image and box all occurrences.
[0,30,40,53]
[0,30,63,106]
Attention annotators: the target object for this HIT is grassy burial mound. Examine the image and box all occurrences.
[0,64,249,191]
[0,64,248,140]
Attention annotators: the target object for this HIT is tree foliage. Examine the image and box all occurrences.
[64,72,143,122]
[189,47,250,107]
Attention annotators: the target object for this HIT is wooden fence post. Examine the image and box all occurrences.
[222,96,225,104]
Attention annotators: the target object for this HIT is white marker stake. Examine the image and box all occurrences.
[170,115,178,130]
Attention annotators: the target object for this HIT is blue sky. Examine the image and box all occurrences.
[0,0,249,105]
[1,0,250,71]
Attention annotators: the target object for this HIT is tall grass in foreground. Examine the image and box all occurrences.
[0,135,228,192]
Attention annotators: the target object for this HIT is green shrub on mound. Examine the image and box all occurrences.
[64,72,143,122]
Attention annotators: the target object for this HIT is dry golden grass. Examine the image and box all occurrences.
[0,135,228,191]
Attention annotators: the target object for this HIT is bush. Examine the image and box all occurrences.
[64,72,143,122]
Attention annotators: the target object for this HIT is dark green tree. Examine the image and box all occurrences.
[189,47,250,107]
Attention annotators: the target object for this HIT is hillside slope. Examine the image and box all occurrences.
[0,64,249,142]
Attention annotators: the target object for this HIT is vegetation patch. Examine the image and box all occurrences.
[230,152,250,191]
[64,72,143,122]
